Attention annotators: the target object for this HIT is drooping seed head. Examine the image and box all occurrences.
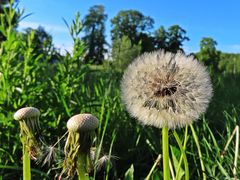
[14,107,40,121]
[67,114,99,132]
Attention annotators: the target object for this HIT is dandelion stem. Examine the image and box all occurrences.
[190,124,206,180]
[162,126,170,180]
[22,136,31,180]
[76,152,89,180]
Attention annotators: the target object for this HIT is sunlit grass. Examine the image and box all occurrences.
[0,1,239,179]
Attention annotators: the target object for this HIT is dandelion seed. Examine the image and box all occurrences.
[95,154,119,172]
[121,50,213,129]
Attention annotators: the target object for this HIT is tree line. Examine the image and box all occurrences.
[82,5,190,64]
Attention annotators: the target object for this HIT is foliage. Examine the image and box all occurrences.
[154,25,189,53]
[0,0,22,42]
[83,5,108,64]
[166,25,189,53]
[111,35,141,71]
[154,26,168,50]
[196,37,220,72]
[111,10,154,52]
[0,3,240,180]
[219,53,240,74]
[22,26,61,63]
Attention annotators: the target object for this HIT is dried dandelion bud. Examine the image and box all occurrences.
[14,107,41,134]
[61,114,99,178]
[14,107,40,121]
[121,50,213,129]
[67,114,99,132]
[14,107,41,160]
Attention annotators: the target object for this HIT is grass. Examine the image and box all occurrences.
[0,2,240,179]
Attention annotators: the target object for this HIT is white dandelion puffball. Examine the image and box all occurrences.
[121,50,213,129]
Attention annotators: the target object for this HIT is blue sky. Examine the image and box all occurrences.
[18,0,240,53]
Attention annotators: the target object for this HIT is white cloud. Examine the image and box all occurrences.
[18,21,68,33]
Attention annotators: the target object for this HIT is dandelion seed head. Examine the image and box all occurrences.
[14,107,42,159]
[67,113,99,132]
[14,107,41,134]
[14,107,40,121]
[121,50,213,129]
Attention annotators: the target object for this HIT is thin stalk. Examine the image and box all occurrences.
[162,126,170,180]
[221,126,238,158]
[190,124,206,180]
[22,136,31,180]
[173,127,189,180]
[76,152,89,180]
[105,130,117,180]
[169,158,175,180]
[145,154,161,180]
[233,125,239,179]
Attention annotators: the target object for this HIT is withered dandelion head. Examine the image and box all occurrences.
[14,107,40,133]
[14,107,41,160]
[121,50,213,129]
[61,114,99,178]
[67,113,99,132]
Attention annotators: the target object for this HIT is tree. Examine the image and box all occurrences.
[153,25,189,53]
[112,36,141,70]
[166,25,189,53]
[197,37,220,71]
[22,26,61,63]
[154,26,168,50]
[111,10,154,52]
[82,5,107,64]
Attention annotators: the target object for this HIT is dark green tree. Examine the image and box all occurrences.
[197,37,220,71]
[82,5,107,64]
[153,25,189,53]
[111,10,154,52]
[166,25,189,53]
[154,26,168,50]
[22,26,60,62]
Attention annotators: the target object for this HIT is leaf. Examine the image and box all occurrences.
[170,146,185,180]
[124,164,134,180]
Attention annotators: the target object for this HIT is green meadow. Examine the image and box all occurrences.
[0,1,239,179]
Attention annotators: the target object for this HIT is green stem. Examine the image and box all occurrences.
[162,126,170,180]
[233,125,239,178]
[22,137,31,180]
[146,154,161,180]
[76,152,89,180]
[173,127,189,180]
[190,124,206,180]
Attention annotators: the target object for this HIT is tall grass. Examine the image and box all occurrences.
[0,2,239,179]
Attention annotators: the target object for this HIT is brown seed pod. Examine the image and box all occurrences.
[14,107,40,121]
[67,114,99,132]
[14,107,41,160]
